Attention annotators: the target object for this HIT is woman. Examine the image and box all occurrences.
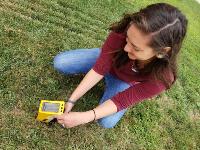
[53,3,188,128]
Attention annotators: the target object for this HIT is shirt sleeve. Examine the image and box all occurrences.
[92,31,126,75]
[110,79,167,112]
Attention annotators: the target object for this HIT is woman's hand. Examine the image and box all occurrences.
[64,102,74,113]
[55,111,95,128]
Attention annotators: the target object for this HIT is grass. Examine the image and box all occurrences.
[0,0,200,149]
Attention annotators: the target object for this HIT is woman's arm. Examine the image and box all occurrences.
[68,69,104,102]
[55,99,118,128]
[85,99,118,121]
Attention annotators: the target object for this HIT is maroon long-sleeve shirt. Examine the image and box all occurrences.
[92,31,175,112]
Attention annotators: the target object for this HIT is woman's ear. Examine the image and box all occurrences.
[163,47,171,53]
[156,47,171,58]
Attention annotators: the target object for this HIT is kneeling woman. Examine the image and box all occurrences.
[53,3,188,128]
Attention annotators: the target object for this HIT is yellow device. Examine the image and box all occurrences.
[36,100,65,123]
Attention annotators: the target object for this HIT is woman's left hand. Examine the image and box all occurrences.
[55,111,94,128]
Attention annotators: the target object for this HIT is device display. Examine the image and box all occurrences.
[42,102,60,113]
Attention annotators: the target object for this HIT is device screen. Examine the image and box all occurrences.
[42,102,60,112]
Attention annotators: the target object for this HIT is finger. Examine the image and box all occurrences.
[64,110,70,114]
[57,119,64,124]
[54,114,64,120]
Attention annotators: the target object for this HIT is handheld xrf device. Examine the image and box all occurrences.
[36,100,65,123]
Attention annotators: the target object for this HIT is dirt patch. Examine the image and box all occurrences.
[188,109,200,122]
[156,94,176,110]
[11,107,26,116]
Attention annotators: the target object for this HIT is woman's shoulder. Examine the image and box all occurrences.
[107,30,127,41]
[103,30,127,50]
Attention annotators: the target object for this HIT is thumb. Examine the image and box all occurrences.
[64,102,74,113]
[64,108,72,114]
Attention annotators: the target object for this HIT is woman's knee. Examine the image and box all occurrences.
[53,52,77,74]
[53,53,67,73]
[53,48,100,74]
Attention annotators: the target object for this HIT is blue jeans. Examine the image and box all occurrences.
[53,48,131,128]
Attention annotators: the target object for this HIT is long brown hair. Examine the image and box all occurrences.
[109,3,188,89]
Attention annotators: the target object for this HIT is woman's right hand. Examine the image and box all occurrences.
[64,102,75,113]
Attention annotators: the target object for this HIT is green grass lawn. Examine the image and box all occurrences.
[0,0,200,149]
